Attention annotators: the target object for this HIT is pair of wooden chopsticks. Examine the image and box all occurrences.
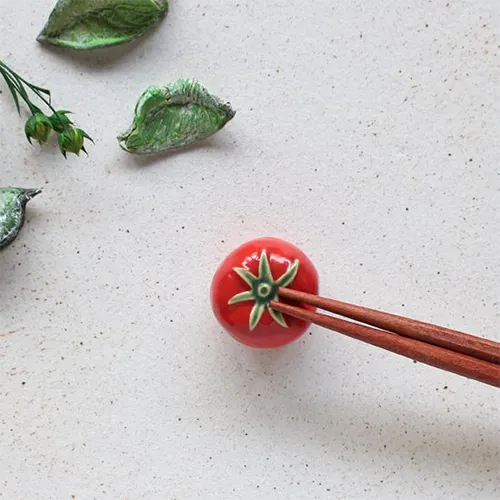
[270,288,500,387]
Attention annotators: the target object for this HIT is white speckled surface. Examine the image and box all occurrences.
[1,1,499,498]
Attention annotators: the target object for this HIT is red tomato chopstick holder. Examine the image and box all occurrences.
[211,237,499,388]
[271,288,500,388]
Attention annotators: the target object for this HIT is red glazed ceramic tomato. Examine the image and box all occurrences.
[211,237,319,348]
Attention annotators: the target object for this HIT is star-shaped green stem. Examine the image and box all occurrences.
[228,250,300,331]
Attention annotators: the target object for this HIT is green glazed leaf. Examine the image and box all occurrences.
[275,259,299,288]
[258,250,274,283]
[118,79,235,155]
[249,303,266,331]
[233,268,258,288]
[227,291,254,305]
[268,307,288,328]
[37,0,169,50]
[0,187,41,250]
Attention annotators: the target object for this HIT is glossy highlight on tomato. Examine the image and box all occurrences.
[211,237,319,348]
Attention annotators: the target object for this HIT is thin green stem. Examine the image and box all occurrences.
[12,72,54,110]
[0,67,21,112]
[29,86,59,116]
[0,59,66,128]
[12,74,53,112]
[19,79,65,129]
[0,66,38,114]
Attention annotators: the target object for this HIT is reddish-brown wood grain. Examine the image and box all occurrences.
[273,288,500,387]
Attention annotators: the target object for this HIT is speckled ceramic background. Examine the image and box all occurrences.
[1,1,499,499]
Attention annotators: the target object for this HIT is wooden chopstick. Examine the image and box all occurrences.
[278,288,500,365]
[270,289,500,388]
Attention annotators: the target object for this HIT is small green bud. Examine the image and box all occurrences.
[58,127,93,158]
[49,110,73,133]
[25,113,52,144]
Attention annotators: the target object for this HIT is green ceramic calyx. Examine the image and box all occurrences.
[0,187,41,250]
[118,79,235,155]
[37,0,169,50]
[228,251,300,331]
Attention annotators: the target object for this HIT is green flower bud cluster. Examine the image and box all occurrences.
[24,110,93,158]
[1,59,92,159]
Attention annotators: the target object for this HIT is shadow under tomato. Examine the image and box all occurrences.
[238,372,499,492]
[279,390,498,491]
[211,331,499,493]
